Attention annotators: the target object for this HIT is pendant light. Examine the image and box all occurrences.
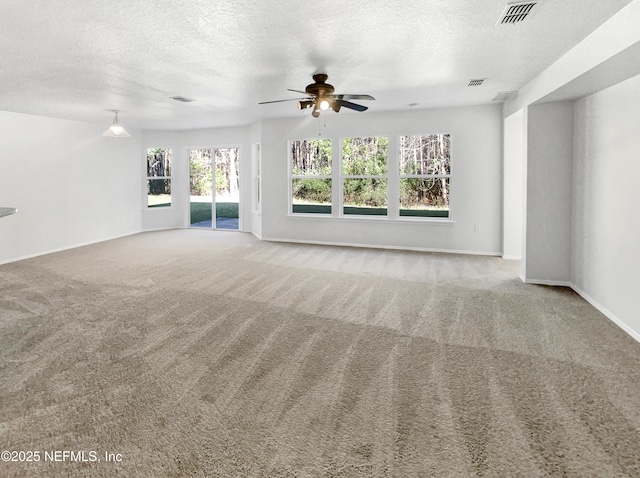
[102,110,130,137]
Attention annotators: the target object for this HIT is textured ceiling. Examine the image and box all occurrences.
[0,0,634,130]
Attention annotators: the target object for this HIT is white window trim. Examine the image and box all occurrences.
[397,134,452,221]
[146,147,173,209]
[339,136,390,218]
[287,134,453,222]
[289,139,333,215]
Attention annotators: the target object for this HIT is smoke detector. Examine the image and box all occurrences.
[496,1,541,25]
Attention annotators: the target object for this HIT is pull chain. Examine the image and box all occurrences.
[318,114,327,136]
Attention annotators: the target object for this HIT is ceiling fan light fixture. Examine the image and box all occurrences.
[102,110,130,137]
[259,74,374,118]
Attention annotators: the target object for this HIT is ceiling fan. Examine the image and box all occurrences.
[259,73,375,117]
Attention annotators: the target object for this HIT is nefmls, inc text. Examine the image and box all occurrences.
[45,450,99,462]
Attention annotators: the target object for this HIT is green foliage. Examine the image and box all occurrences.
[190,202,239,224]
[190,148,239,198]
[342,137,388,175]
[215,165,228,195]
[216,202,239,218]
[292,178,331,204]
[400,178,449,209]
[148,178,170,195]
[190,151,213,196]
[190,202,212,223]
[343,178,387,207]
[342,137,388,207]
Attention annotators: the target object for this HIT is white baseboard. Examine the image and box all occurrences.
[261,236,502,256]
[141,226,182,233]
[500,274,638,345]
[0,230,140,266]
[571,285,640,344]
[502,255,521,261]
[522,278,573,287]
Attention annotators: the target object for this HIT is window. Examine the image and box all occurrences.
[290,139,332,214]
[287,133,451,220]
[147,148,172,208]
[399,134,450,218]
[342,137,388,215]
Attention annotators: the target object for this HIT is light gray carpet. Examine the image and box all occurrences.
[1,229,639,477]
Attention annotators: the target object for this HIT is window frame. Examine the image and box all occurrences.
[146,147,173,209]
[286,133,453,223]
[289,138,333,215]
[340,136,390,217]
[398,133,452,220]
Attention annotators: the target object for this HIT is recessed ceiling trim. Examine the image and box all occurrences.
[496,1,541,25]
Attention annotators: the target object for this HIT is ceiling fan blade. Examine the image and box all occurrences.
[287,88,310,95]
[259,97,310,104]
[337,100,368,112]
[333,94,375,101]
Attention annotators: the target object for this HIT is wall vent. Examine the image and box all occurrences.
[468,78,486,87]
[492,91,518,102]
[496,1,540,25]
[170,96,196,103]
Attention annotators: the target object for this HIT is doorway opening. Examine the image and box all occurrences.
[189,148,240,230]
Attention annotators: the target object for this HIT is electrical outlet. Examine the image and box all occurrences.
[474,224,481,232]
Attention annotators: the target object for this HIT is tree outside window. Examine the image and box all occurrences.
[147,148,172,208]
[290,139,332,214]
[399,134,450,218]
[288,134,450,220]
[342,137,388,216]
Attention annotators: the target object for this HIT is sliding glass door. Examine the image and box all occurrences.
[189,148,240,230]
[214,148,239,230]
[189,149,213,228]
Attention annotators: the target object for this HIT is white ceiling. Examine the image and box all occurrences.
[0,0,634,130]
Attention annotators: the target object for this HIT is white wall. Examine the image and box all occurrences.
[141,126,251,232]
[0,111,141,264]
[523,102,574,284]
[504,1,640,117]
[261,104,503,254]
[500,1,640,341]
[503,110,524,260]
[572,74,640,339]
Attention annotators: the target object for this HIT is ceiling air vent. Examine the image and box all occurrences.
[496,1,541,25]
[170,96,196,103]
[468,78,486,87]
[492,91,518,102]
